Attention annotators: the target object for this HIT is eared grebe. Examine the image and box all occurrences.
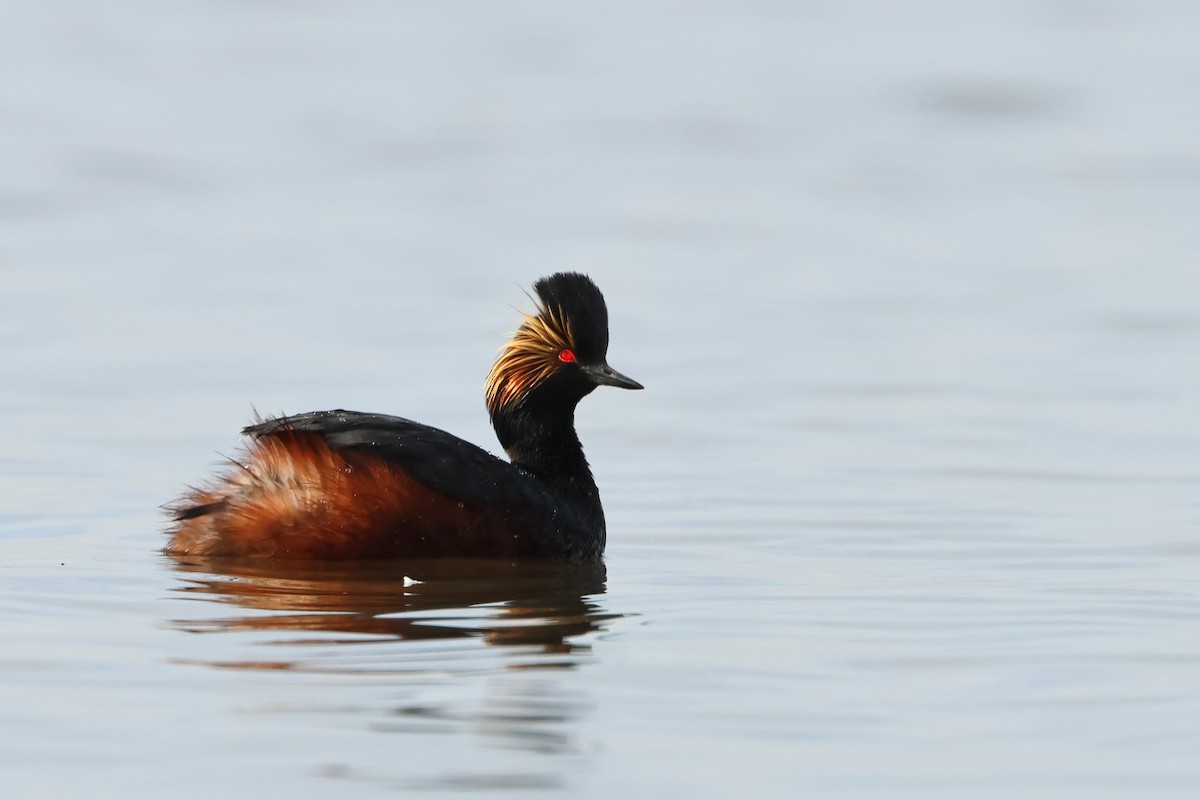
[165,272,642,559]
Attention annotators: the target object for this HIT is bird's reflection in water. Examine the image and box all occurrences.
[166,555,616,672]
[165,556,618,783]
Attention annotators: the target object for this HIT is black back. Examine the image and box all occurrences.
[244,410,543,508]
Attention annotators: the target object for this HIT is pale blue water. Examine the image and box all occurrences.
[2,2,1199,798]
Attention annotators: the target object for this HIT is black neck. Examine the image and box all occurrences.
[487,371,610,560]
[490,395,599,506]
[491,399,608,558]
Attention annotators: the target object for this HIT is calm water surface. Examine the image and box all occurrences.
[2,2,1199,798]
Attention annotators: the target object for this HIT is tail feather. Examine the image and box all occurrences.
[173,499,228,521]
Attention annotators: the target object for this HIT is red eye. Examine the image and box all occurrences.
[558,349,576,363]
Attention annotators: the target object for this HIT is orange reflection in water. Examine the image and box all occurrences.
[165,555,617,671]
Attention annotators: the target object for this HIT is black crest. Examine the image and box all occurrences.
[533,273,610,362]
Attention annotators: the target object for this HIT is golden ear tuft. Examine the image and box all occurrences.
[485,302,575,412]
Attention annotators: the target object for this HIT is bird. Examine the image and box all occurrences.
[165,272,642,560]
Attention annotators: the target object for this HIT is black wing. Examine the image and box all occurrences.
[245,409,542,508]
